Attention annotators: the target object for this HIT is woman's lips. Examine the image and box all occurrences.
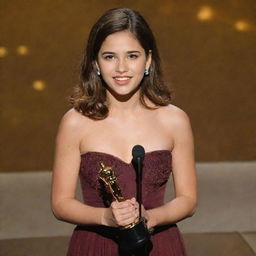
[113,76,132,85]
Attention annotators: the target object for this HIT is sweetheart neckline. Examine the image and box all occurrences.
[80,150,171,165]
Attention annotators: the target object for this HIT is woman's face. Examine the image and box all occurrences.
[96,30,151,97]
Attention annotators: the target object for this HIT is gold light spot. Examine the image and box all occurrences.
[235,20,250,31]
[17,45,29,55]
[32,80,46,91]
[0,47,8,57]
[197,6,214,21]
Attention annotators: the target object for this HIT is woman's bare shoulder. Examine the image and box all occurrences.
[58,108,91,137]
[158,105,193,148]
[61,108,84,124]
[157,104,190,126]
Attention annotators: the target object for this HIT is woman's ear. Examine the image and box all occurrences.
[95,61,100,71]
[146,50,152,70]
[94,61,101,76]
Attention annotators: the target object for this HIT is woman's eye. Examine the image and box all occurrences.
[128,54,138,59]
[104,55,114,60]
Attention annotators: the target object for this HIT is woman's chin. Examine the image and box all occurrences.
[106,85,141,102]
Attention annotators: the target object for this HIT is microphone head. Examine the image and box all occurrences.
[132,145,145,161]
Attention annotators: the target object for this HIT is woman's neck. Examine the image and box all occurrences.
[106,90,143,116]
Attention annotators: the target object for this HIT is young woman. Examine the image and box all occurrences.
[51,8,197,256]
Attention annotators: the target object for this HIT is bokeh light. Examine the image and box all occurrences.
[234,20,250,31]
[0,46,8,57]
[32,80,46,91]
[197,6,214,21]
[17,45,29,55]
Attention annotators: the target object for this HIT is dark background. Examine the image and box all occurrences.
[1,0,255,172]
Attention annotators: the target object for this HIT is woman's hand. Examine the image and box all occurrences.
[111,198,139,227]
[102,198,139,227]
[101,199,156,229]
[141,205,155,229]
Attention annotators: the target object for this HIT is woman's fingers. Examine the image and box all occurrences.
[110,199,139,226]
[111,200,132,209]
[109,199,151,227]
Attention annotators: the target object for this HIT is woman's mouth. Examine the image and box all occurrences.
[113,76,132,85]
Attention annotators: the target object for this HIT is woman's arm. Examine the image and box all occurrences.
[51,110,105,225]
[51,109,138,227]
[146,108,197,228]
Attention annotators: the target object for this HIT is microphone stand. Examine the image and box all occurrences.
[132,145,151,256]
[135,157,149,256]
[136,156,142,220]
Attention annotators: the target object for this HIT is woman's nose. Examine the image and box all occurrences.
[116,58,127,73]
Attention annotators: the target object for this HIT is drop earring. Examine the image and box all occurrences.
[97,70,101,76]
[144,69,149,76]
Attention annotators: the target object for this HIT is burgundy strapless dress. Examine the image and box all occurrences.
[67,150,187,256]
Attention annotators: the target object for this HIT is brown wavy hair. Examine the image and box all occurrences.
[70,8,172,120]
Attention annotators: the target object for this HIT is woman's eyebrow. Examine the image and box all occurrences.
[102,51,115,55]
[101,50,141,55]
[127,50,141,54]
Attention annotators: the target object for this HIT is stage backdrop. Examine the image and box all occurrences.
[1,0,255,172]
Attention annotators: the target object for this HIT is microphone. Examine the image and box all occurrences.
[132,145,145,219]
[132,145,145,162]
